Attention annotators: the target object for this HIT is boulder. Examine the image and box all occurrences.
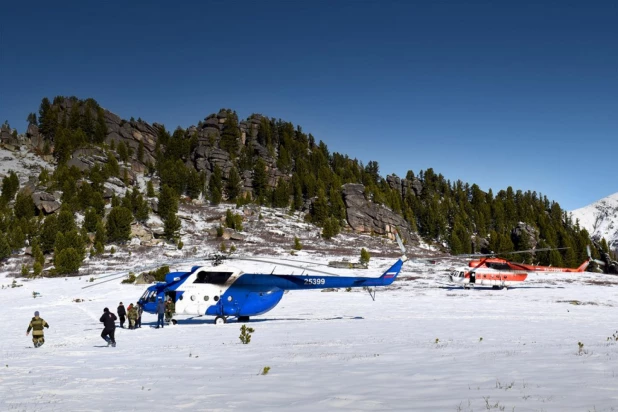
[31,191,61,214]
[131,223,154,244]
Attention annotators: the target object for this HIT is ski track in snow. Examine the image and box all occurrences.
[2,259,618,412]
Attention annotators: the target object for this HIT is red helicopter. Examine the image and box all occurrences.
[448,246,603,289]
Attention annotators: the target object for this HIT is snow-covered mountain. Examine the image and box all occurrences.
[570,192,618,252]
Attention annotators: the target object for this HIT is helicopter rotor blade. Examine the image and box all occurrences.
[457,247,569,259]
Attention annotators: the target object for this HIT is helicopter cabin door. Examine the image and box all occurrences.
[165,291,177,303]
[469,271,476,284]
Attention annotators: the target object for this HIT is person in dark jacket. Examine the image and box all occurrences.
[117,302,126,328]
[27,311,49,348]
[100,308,117,347]
[156,297,165,328]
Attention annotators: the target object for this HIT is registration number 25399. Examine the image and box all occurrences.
[304,278,326,285]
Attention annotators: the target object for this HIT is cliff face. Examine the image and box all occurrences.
[342,183,418,246]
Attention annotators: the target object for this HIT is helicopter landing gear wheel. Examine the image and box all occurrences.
[238,316,250,322]
[215,316,226,325]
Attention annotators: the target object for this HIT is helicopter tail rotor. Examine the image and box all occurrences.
[395,232,408,262]
[587,245,606,267]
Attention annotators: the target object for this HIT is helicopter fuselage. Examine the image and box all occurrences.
[138,259,405,322]
[449,266,528,288]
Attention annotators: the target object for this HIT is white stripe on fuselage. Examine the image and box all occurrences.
[174,265,242,315]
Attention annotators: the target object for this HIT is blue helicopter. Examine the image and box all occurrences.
[137,237,408,324]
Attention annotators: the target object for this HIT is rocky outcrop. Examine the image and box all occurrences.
[25,124,47,153]
[342,183,416,245]
[31,191,61,214]
[386,174,423,199]
[0,124,20,150]
[511,222,538,249]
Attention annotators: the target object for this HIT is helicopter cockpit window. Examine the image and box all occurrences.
[459,272,464,278]
[193,271,234,285]
[140,290,149,301]
[148,291,157,302]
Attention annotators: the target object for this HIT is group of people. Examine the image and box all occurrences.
[116,302,143,329]
[27,296,176,349]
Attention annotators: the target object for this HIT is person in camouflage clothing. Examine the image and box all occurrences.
[127,303,138,329]
[165,297,175,323]
[27,311,49,348]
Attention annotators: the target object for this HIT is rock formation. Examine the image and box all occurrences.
[342,183,416,245]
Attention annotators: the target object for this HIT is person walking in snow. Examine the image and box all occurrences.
[127,303,138,329]
[156,296,165,328]
[100,308,117,347]
[27,311,49,348]
[117,302,126,328]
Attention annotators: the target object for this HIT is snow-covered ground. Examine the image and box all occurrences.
[2,256,618,412]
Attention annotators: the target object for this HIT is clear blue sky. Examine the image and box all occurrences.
[1,0,616,211]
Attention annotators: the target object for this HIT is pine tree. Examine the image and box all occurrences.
[138,140,145,163]
[186,167,202,199]
[81,101,94,138]
[321,218,333,239]
[220,111,240,158]
[360,248,370,266]
[252,159,268,203]
[163,212,181,240]
[9,225,25,250]
[311,188,328,226]
[94,221,107,246]
[106,206,133,243]
[158,185,178,219]
[38,97,57,139]
[39,214,59,253]
[1,171,20,202]
[27,112,38,126]
[14,191,35,220]
[68,101,81,130]
[94,107,108,144]
[83,208,99,232]
[0,234,10,260]
[147,180,156,197]
[32,241,44,267]
[293,236,302,251]
[57,208,77,234]
[134,194,150,222]
[54,248,82,275]
[117,141,129,162]
[272,179,289,208]
[225,167,242,201]
[209,165,223,205]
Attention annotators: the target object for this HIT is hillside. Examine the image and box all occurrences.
[0,96,610,277]
[570,192,618,254]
